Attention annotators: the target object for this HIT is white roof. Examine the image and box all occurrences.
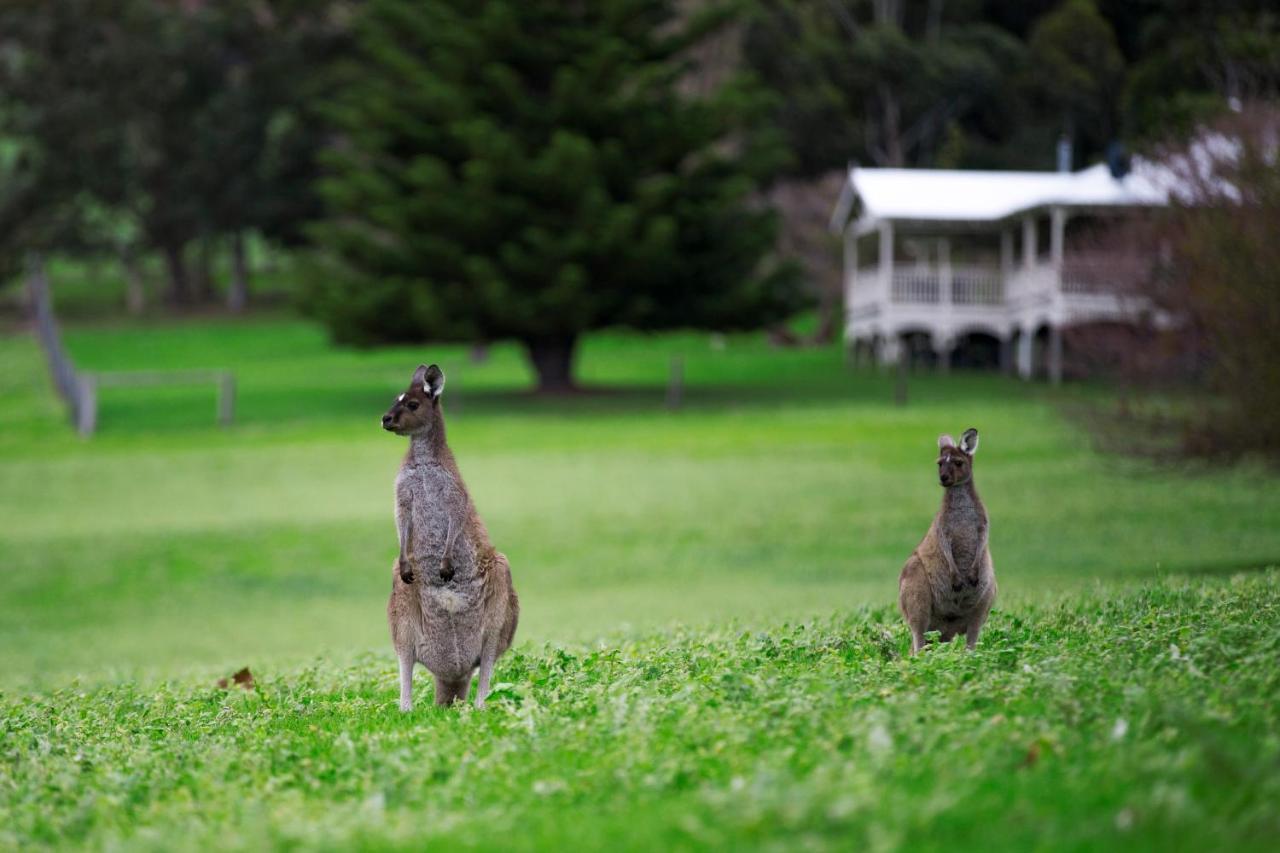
[831,161,1177,232]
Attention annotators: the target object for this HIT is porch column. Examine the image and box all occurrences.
[938,237,952,305]
[843,225,858,344]
[1048,325,1064,385]
[878,221,895,301]
[1022,215,1037,269]
[1050,206,1066,269]
[1016,327,1033,379]
[881,331,902,366]
[938,334,953,374]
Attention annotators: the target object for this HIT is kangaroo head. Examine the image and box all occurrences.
[936,428,978,488]
[382,364,445,435]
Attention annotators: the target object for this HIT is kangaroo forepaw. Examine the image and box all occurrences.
[397,559,415,584]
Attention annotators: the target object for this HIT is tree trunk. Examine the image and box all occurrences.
[524,336,579,393]
[879,83,905,167]
[120,246,146,315]
[227,231,249,313]
[162,242,190,305]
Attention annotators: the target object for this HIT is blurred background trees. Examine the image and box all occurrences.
[0,0,1277,416]
[1099,105,1280,457]
[0,0,343,310]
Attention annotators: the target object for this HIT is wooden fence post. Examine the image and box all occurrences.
[666,356,684,410]
[218,371,236,426]
[76,374,97,437]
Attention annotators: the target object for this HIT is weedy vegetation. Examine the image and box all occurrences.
[2,574,1278,850]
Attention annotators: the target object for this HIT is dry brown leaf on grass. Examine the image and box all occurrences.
[216,667,254,690]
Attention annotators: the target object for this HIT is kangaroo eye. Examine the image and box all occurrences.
[407,400,420,411]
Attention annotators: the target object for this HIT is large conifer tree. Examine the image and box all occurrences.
[308,0,801,391]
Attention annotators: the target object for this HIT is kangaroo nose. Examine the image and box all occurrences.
[382,413,393,426]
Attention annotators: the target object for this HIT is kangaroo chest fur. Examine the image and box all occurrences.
[942,487,986,578]
[932,486,990,617]
[396,459,485,676]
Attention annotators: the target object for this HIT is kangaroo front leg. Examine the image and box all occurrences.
[397,508,415,583]
[397,652,415,713]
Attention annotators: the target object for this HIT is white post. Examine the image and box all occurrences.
[1050,207,1066,267]
[1049,204,1070,262]
[882,332,902,366]
[938,237,952,305]
[938,235,953,371]
[879,221,894,302]
[1050,206,1067,296]
[218,371,236,426]
[1022,215,1037,269]
[1016,328,1033,380]
[844,225,858,338]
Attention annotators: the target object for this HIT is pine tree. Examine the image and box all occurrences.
[307,0,801,392]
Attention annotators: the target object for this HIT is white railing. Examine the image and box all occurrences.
[887,264,1003,306]
[892,270,940,303]
[951,265,1004,305]
[853,256,1138,314]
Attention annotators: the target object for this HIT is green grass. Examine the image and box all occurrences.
[2,574,1277,850]
[2,317,1279,688]
[1,315,1278,848]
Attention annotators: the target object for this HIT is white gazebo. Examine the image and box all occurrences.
[829,161,1176,381]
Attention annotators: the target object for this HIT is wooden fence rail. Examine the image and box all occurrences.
[26,254,235,437]
[76,370,236,436]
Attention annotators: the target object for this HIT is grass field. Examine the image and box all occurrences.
[3,574,1278,850]
[1,315,1279,848]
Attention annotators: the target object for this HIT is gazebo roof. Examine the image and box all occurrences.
[830,162,1176,233]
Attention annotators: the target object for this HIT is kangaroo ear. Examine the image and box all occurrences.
[960,428,979,455]
[423,364,445,398]
[938,434,956,450]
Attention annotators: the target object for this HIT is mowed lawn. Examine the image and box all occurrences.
[2,317,1280,850]
[1,317,1278,687]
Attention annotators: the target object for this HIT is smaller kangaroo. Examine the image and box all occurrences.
[383,364,519,710]
[898,428,996,655]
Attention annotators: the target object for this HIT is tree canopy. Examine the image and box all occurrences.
[306,0,802,390]
[0,0,338,306]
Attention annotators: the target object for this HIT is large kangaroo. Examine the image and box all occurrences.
[898,428,996,655]
[383,364,519,710]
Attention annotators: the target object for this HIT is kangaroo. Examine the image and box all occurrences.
[898,427,996,655]
[383,364,519,710]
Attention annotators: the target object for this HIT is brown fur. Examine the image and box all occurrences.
[384,364,519,710]
[898,428,997,654]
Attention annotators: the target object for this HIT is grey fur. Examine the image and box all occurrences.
[383,364,519,710]
[899,427,997,655]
